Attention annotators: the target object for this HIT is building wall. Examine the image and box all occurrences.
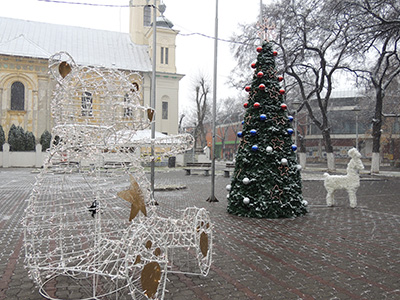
[0,55,53,140]
[0,0,182,143]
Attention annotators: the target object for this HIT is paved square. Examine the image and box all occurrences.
[0,167,399,299]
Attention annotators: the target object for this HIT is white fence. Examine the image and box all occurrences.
[1,143,47,168]
[0,143,191,168]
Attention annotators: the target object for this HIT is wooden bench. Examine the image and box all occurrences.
[183,162,211,176]
[103,161,132,171]
[223,162,235,178]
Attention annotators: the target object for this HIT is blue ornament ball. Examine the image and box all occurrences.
[260,114,267,121]
[241,120,244,124]
[288,115,294,122]
[237,131,243,138]
[250,129,257,136]
[291,144,298,151]
[251,145,259,151]
[287,128,294,135]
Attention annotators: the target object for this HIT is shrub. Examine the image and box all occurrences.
[8,124,24,151]
[25,131,36,151]
[40,130,52,151]
[8,124,36,151]
[0,125,5,150]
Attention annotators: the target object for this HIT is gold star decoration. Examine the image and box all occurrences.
[270,185,283,201]
[267,67,277,78]
[268,87,279,100]
[279,165,289,176]
[271,138,284,150]
[245,115,252,125]
[117,175,147,221]
[272,115,286,126]
[238,137,248,151]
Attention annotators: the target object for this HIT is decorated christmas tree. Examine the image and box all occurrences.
[226,41,307,218]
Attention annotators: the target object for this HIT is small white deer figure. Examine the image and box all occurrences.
[324,148,364,208]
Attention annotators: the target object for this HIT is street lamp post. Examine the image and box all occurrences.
[291,99,302,147]
[207,0,219,202]
[353,106,361,150]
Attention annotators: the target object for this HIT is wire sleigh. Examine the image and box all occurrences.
[24,52,212,300]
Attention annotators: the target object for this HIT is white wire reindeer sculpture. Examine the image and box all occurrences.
[324,148,364,208]
[24,52,212,300]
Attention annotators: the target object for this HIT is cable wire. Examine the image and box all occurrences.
[37,0,147,8]
[37,0,253,45]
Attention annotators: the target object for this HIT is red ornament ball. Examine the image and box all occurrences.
[256,46,263,53]
[244,102,249,108]
[257,71,264,78]
[281,103,288,110]
[278,76,284,82]
[279,89,286,95]
[273,50,278,56]
[259,84,266,91]
[245,86,251,92]
[251,63,256,69]
[254,102,261,108]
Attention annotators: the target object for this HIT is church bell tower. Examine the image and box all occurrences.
[129,0,182,135]
[129,0,178,73]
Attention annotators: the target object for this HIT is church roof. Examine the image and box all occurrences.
[0,17,152,72]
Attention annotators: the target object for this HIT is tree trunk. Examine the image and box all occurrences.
[371,87,383,174]
[298,135,306,169]
[299,152,306,169]
[322,129,335,171]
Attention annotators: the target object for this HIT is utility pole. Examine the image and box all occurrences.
[207,0,219,202]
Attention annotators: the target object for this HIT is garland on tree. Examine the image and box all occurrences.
[227,41,307,219]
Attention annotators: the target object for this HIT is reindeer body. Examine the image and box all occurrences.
[324,148,364,208]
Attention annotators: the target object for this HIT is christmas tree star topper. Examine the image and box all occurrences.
[117,175,147,221]
[257,18,276,42]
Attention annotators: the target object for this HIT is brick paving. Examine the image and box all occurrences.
[0,167,399,299]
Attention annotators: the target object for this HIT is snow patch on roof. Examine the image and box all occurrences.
[0,17,152,72]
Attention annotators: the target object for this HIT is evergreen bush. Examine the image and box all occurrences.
[8,124,37,151]
[25,131,36,151]
[0,125,5,150]
[40,130,52,152]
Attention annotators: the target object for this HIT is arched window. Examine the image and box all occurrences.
[11,81,25,110]
[161,95,170,120]
[81,91,93,116]
[124,93,132,117]
[143,5,151,26]
[162,101,168,119]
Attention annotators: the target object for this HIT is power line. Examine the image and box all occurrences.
[158,14,253,46]
[37,0,146,8]
[38,0,253,45]
[178,32,251,45]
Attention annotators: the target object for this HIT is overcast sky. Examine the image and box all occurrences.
[0,0,267,112]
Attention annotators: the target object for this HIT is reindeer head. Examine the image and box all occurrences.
[347,148,364,171]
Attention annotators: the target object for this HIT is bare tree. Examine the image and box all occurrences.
[341,0,400,173]
[231,0,357,170]
[193,75,211,149]
[215,96,245,159]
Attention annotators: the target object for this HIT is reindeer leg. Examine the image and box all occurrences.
[348,189,357,208]
[326,189,335,207]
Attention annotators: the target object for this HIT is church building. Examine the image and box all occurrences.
[0,0,182,142]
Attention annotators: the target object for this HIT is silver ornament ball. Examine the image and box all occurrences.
[242,178,250,185]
